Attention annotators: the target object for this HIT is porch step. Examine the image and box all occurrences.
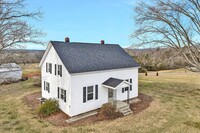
[116,101,133,116]
[66,111,98,123]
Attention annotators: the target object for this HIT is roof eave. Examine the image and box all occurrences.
[39,42,52,67]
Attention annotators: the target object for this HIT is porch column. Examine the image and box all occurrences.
[113,89,117,108]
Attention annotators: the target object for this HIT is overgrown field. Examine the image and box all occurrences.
[0,64,199,133]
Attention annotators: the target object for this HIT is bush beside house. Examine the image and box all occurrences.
[37,99,59,117]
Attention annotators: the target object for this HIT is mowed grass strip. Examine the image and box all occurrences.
[0,64,199,133]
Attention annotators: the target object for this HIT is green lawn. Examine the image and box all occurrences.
[0,64,199,133]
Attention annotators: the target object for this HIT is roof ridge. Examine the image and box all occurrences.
[50,41,139,74]
[50,41,119,46]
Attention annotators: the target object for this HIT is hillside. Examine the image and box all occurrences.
[0,47,187,71]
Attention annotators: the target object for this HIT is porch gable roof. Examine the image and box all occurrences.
[102,77,123,88]
[102,77,131,90]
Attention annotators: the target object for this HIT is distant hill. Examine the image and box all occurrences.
[125,47,187,71]
[0,49,45,64]
[0,48,187,70]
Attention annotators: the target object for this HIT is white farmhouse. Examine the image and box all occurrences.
[0,63,22,83]
[39,38,139,117]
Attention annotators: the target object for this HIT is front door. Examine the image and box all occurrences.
[108,89,113,103]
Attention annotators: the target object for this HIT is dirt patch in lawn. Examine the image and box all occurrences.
[24,92,152,127]
[23,73,41,78]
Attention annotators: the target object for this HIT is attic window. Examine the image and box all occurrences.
[46,63,52,74]
[57,65,62,77]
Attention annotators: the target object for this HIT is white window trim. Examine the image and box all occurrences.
[57,64,62,77]
[85,85,96,102]
[58,87,66,102]
[46,63,52,74]
[44,81,50,93]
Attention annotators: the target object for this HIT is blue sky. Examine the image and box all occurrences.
[26,0,138,50]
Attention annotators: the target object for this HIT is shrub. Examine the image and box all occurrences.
[145,71,148,76]
[98,103,122,120]
[37,99,59,117]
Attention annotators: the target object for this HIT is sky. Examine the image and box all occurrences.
[25,0,138,50]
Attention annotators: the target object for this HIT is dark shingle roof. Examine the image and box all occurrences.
[102,78,123,88]
[51,41,139,74]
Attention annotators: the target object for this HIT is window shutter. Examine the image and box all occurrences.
[64,90,66,102]
[130,79,132,91]
[46,63,48,72]
[122,88,124,93]
[95,85,98,100]
[55,64,57,75]
[57,65,60,75]
[60,65,62,77]
[44,81,46,90]
[49,64,52,74]
[58,87,60,98]
[48,83,50,93]
[83,87,86,103]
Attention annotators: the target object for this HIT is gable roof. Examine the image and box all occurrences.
[102,77,124,88]
[50,41,139,74]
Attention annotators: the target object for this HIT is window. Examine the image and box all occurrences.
[58,87,66,102]
[83,85,98,103]
[44,81,50,93]
[61,89,64,99]
[125,87,129,91]
[87,86,93,101]
[122,79,132,92]
[57,65,62,77]
[122,87,128,93]
[46,63,52,74]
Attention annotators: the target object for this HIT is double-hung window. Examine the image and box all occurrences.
[44,81,50,93]
[83,85,98,103]
[57,87,66,102]
[87,86,94,101]
[46,63,52,74]
[57,65,62,77]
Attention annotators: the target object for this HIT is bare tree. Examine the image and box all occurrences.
[0,0,44,83]
[132,0,200,71]
[0,0,44,63]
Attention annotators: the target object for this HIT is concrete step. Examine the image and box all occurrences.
[116,100,133,116]
[118,106,130,111]
[119,108,132,114]
[116,100,129,109]
[123,111,133,116]
[120,108,131,114]
[66,111,98,123]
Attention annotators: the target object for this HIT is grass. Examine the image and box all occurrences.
[0,63,200,133]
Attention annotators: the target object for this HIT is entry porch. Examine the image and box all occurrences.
[102,77,133,115]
